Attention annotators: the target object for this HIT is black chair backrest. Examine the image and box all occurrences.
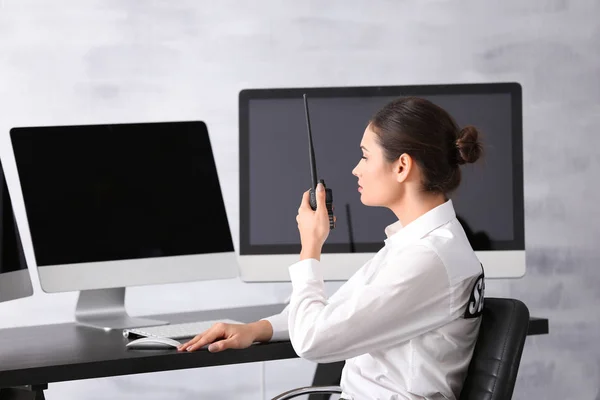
[460,298,530,400]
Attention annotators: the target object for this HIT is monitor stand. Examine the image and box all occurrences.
[75,288,168,330]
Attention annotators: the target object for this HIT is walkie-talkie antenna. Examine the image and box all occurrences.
[346,203,356,253]
[303,93,318,189]
[302,93,334,228]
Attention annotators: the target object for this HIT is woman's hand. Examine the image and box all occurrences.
[177,320,273,352]
[296,183,335,260]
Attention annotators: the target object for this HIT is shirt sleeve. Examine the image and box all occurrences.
[260,257,375,342]
[287,245,454,363]
[261,305,290,341]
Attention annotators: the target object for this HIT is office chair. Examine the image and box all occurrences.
[272,386,343,400]
[271,298,530,400]
[459,298,530,400]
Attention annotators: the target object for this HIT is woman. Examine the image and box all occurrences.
[179,97,485,400]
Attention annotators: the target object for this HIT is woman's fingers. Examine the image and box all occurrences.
[187,324,226,351]
[178,333,204,351]
[299,190,311,210]
[207,336,240,352]
[177,324,256,353]
[177,323,226,352]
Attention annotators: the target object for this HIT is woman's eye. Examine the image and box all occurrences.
[361,156,367,160]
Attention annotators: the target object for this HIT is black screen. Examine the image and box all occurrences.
[239,83,524,254]
[0,159,28,274]
[11,121,234,267]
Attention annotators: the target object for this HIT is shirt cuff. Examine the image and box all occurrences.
[261,312,290,342]
[289,258,324,285]
[261,259,323,342]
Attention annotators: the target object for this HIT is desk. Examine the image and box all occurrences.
[0,304,290,399]
[0,303,548,400]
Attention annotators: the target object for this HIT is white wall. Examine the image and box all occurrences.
[1,1,599,399]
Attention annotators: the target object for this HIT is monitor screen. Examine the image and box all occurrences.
[0,163,28,274]
[10,121,234,267]
[239,83,524,255]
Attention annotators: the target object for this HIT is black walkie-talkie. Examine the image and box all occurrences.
[303,93,335,230]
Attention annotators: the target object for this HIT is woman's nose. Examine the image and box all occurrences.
[352,163,359,177]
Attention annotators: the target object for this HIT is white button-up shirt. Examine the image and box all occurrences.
[264,200,484,400]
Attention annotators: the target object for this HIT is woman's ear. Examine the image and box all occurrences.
[395,153,412,183]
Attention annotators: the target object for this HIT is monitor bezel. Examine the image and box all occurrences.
[9,120,238,293]
[0,158,34,302]
[239,82,524,255]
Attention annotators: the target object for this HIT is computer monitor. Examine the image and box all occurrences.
[0,157,34,303]
[238,82,525,281]
[10,121,238,329]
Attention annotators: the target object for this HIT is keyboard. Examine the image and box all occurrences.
[123,319,244,340]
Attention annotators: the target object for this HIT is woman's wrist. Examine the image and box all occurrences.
[249,320,273,343]
[300,243,322,261]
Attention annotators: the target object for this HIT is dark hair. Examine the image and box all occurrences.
[370,97,483,194]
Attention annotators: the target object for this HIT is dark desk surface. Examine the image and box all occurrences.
[0,304,292,389]
[0,302,548,390]
[528,317,549,336]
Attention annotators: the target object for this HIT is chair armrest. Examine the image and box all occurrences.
[271,385,343,400]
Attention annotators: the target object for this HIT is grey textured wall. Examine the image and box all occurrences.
[0,1,599,399]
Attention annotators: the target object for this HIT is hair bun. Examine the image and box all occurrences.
[455,125,483,165]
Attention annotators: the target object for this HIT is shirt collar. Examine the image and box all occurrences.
[384,199,457,247]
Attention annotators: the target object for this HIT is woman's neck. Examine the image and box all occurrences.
[389,192,447,227]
